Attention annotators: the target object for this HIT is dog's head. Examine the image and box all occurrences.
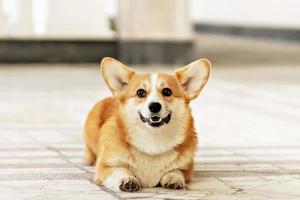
[101,57,211,130]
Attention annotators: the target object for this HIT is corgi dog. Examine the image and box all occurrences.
[84,57,211,192]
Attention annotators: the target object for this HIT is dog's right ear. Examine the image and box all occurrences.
[101,57,135,97]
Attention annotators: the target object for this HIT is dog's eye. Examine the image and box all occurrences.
[136,89,146,98]
[162,88,172,97]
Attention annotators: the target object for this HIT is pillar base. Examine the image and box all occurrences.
[118,40,194,64]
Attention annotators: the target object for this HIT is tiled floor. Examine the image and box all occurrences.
[0,60,300,199]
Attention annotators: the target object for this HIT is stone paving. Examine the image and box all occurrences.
[0,62,300,200]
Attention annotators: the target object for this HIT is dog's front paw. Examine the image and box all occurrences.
[119,177,141,192]
[99,168,141,192]
[160,170,185,189]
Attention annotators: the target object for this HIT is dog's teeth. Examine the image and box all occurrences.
[150,116,161,122]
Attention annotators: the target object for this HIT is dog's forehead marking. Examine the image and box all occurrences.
[150,73,158,90]
[146,73,159,103]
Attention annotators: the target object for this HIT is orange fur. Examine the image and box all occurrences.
[84,57,211,191]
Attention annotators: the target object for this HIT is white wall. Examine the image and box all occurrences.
[0,0,114,38]
[0,0,34,36]
[190,0,300,29]
[46,0,111,38]
[1,0,300,39]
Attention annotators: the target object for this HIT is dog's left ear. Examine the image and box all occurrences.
[101,57,135,97]
[175,58,211,100]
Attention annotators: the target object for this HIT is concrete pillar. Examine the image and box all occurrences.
[118,0,194,64]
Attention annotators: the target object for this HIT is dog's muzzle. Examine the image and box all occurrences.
[139,112,171,127]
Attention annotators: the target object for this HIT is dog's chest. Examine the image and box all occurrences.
[128,148,178,187]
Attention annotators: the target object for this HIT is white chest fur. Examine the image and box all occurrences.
[128,147,178,187]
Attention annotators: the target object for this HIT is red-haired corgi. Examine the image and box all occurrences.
[84,57,211,192]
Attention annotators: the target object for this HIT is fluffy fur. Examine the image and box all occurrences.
[84,57,211,192]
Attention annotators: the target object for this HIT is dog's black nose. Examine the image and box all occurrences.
[148,102,162,113]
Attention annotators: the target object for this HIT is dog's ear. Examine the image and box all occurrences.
[175,58,211,100]
[101,57,135,97]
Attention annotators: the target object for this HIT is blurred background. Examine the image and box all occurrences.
[0,0,300,146]
[1,0,300,65]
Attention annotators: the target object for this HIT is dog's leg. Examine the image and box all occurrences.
[160,169,185,189]
[94,160,141,192]
[84,148,96,166]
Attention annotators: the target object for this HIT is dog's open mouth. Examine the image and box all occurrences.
[139,112,171,127]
